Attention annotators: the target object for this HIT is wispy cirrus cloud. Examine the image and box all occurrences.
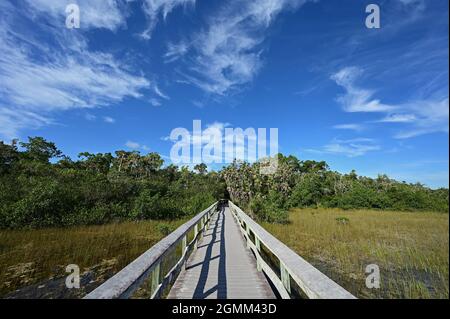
[331,67,395,113]
[305,138,381,158]
[333,124,365,131]
[24,0,130,31]
[153,84,170,100]
[164,41,190,63]
[149,83,170,106]
[376,114,417,123]
[394,98,449,138]
[169,0,311,95]
[331,67,449,139]
[0,107,52,140]
[140,0,196,40]
[0,1,150,139]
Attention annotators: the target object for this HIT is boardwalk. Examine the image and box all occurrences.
[85,201,355,300]
[168,206,276,299]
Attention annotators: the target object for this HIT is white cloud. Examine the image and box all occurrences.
[192,100,205,108]
[140,0,196,39]
[153,84,170,100]
[377,114,417,123]
[333,124,365,131]
[175,0,310,95]
[0,2,150,139]
[165,41,190,63]
[150,98,162,107]
[24,0,129,31]
[126,140,150,151]
[397,0,425,9]
[395,98,449,138]
[331,67,395,113]
[85,113,97,121]
[103,116,116,124]
[0,43,149,111]
[332,67,449,139]
[126,141,140,149]
[306,138,381,158]
[0,107,52,140]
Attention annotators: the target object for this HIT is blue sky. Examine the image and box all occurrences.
[0,0,448,188]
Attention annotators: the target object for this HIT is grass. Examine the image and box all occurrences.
[0,219,186,298]
[262,208,449,299]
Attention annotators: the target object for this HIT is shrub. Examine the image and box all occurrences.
[157,223,174,236]
[249,196,289,224]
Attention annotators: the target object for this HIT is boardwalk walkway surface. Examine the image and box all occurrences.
[168,207,276,299]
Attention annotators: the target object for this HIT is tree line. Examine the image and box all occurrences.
[0,137,226,229]
[222,155,449,223]
[0,138,448,229]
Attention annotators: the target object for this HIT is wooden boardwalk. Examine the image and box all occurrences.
[85,201,355,300]
[168,207,276,299]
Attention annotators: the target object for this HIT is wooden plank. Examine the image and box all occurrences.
[168,207,275,299]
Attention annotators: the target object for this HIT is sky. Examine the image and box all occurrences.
[0,0,448,188]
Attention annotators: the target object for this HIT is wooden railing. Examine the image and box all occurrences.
[229,201,356,299]
[85,202,219,299]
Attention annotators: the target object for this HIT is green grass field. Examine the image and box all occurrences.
[0,219,185,298]
[262,208,449,299]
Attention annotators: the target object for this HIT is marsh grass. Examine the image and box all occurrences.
[0,219,186,297]
[262,208,449,299]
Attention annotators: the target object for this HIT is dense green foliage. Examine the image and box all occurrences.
[0,138,448,228]
[221,155,449,223]
[0,138,226,229]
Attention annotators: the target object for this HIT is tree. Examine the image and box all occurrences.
[78,152,113,174]
[194,163,208,175]
[141,153,164,176]
[20,137,62,163]
[0,140,19,174]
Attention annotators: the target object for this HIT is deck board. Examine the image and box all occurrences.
[168,207,276,299]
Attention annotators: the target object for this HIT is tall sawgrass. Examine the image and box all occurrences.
[262,208,449,299]
[0,219,185,297]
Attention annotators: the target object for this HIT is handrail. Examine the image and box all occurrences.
[85,202,219,299]
[229,201,356,299]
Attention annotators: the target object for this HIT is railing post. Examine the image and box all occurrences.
[182,235,187,270]
[151,263,160,297]
[206,213,211,230]
[280,262,291,295]
[246,223,251,249]
[194,224,199,250]
[255,237,262,271]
